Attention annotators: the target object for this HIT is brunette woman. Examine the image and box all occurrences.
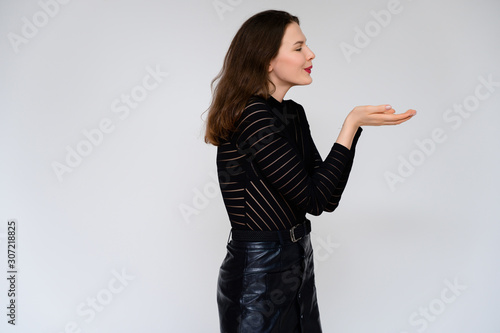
[205,10,415,333]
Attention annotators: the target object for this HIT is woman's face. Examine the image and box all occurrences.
[268,22,316,97]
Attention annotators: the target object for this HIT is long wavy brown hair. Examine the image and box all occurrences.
[204,10,299,146]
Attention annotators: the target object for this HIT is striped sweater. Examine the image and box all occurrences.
[216,95,362,231]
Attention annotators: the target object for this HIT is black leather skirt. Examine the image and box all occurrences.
[217,233,322,333]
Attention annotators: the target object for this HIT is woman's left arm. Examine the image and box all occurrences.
[306,121,362,212]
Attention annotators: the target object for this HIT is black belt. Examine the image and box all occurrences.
[231,219,311,243]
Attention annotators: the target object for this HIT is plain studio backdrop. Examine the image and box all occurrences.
[1,0,499,332]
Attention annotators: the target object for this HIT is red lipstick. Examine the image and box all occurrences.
[305,66,312,74]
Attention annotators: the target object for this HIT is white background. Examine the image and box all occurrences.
[1,0,499,332]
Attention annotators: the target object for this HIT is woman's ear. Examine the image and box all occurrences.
[268,58,276,73]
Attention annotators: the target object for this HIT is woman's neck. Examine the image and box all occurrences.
[270,85,291,102]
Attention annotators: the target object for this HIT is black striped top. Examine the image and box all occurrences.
[216,95,362,231]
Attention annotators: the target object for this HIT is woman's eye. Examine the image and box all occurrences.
[296,48,302,51]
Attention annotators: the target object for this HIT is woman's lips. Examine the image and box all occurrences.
[304,66,313,74]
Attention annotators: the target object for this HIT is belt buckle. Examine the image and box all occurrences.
[290,224,302,243]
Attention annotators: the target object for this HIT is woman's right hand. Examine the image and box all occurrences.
[346,104,416,127]
[335,105,416,150]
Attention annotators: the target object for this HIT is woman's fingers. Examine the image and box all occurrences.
[379,109,416,125]
[368,109,416,126]
[348,105,416,127]
[356,105,390,114]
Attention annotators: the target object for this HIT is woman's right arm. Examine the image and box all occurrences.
[235,102,415,216]
[235,102,358,216]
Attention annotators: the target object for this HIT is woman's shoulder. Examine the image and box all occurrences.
[245,95,272,109]
[245,95,304,111]
[238,95,306,126]
[244,96,269,110]
[239,95,274,120]
[233,96,281,138]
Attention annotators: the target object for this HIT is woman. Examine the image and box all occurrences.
[205,10,415,333]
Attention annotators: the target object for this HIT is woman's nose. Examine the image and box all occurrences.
[307,46,315,60]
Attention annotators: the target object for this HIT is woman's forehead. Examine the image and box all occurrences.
[281,22,307,46]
